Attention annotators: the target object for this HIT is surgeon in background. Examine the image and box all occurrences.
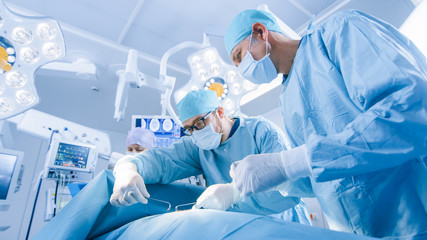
[126,127,156,154]
[127,126,205,186]
[110,89,311,224]
[217,9,427,239]
[108,128,157,170]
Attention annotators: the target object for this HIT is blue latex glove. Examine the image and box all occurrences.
[230,152,288,196]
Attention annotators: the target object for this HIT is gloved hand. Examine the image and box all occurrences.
[192,183,240,211]
[230,152,288,197]
[110,161,150,206]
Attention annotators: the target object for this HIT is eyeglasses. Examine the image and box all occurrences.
[182,111,213,136]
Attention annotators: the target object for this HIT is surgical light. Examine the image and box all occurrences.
[231,83,241,95]
[198,69,208,80]
[6,71,27,88]
[210,63,221,75]
[42,42,62,59]
[15,90,36,105]
[7,55,15,63]
[175,47,259,115]
[6,47,15,54]
[0,98,14,115]
[224,98,234,111]
[20,47,40,64]
[0,0,66,119]
[12,27,33,45]
[203,49,216,63]
[191,56,202,68]
[36,23,57,41]
[226,70,237,83]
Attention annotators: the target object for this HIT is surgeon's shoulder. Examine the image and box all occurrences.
[322,9,369,29]
[318,9,366,41]
[324,9,362,22]
[244,116,283,135]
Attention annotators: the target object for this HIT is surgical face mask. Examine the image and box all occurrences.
[126,152,138,156]
[237,33,277,84]
[191,124,223,150]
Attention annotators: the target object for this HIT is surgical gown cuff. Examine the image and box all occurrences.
[281,145,312,180]
[114,156,141,176]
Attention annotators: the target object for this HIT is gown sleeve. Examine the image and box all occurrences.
[120,137,203,184]
[306,10,427,181]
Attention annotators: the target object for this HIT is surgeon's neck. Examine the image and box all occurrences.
[220,117,235,143]
[269,34,300,75]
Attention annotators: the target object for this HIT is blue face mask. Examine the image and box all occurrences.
[237,34,277,84]
[191,124,222,150]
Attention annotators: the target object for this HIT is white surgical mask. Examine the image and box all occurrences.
[238,33,277,84]
[192,124,222,150]
[126,152,138,156]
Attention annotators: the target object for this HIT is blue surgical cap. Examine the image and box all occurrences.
[224,9,284,56]
[126,127,156,149]
[176,90,220,122]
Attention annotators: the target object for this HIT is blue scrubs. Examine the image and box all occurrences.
[280,10,427,239]
[123,116,310,222]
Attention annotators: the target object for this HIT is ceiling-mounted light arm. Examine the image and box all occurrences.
[114,49,163,121]
[114,70,129,121]
[159,33,210,81]
[159,33,211,126]
[122,49,163,90]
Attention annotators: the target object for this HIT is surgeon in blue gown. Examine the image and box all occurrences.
[221,9,427,240]
[110,89,311,223]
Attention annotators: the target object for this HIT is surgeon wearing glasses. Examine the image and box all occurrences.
[110,89,311,224]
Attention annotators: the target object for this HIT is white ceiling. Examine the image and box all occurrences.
[4,0,416,134]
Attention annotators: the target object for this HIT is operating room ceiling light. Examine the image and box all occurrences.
[0,0,65,119]
[174,47,258,114]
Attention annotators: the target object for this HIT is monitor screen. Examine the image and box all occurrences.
[0,153,18,200]
[53,142,90,169]
[133,116,182,148]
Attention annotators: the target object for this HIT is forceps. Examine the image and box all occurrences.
[148,198,197,212]
[149,198,172,211]
[174,202,197,211]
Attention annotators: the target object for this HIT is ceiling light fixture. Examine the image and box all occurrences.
[0,0,65,119]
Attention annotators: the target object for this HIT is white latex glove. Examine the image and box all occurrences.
[192,183,240,211]
[110,161,150,206]
[230,152,288,197]
[230,146,311,197]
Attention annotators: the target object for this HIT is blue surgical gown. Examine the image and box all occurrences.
[279,10,427,239]
[123,116,310,223]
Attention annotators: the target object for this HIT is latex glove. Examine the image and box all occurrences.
[193,183,240,211]
[110,161,150,206]
[230,152,288,197]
